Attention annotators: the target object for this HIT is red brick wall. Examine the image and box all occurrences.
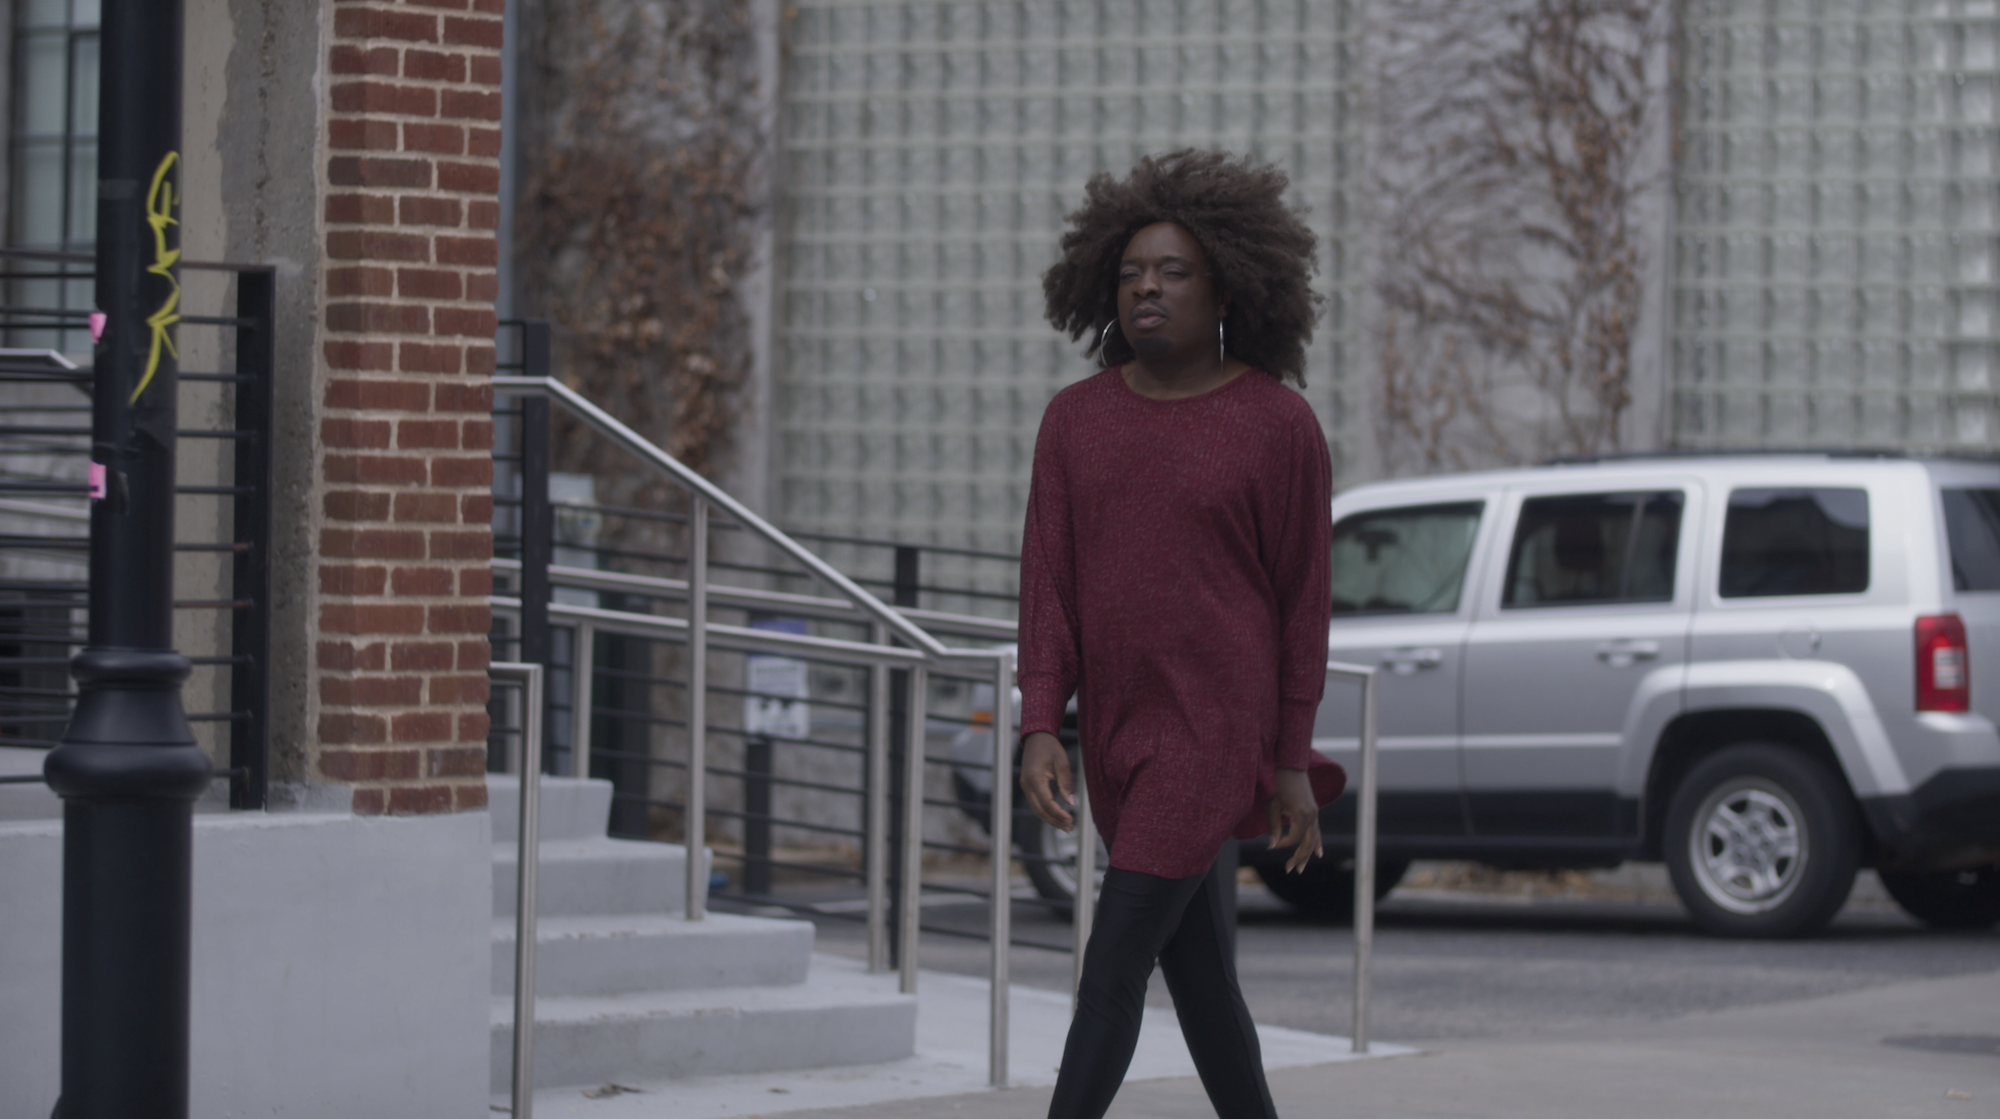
[314,0,504,814]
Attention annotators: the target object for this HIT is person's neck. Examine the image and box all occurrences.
[1122,352,1245,401]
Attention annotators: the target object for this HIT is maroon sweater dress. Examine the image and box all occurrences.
[1017,367,1339,880]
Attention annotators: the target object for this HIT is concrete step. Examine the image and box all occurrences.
[488,960,917,1093]
[487,774,613,844]
[492,912,811,998]
[493,837,705,918]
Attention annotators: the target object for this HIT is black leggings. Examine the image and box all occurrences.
[1047,844,1277,1119]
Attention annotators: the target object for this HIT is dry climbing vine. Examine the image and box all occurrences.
[1372,0,1665,472]
[511,1,770,842]
[515,0,765,512]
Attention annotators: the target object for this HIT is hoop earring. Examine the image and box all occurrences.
[1099,319,1117,366]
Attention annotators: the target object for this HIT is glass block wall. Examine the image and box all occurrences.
[1675,0,2000,450]
[775,0,1367,572]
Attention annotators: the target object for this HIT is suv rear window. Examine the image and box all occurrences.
[1942,489,2000,591]
[1720,488,1870,598]
[1330,501,1483,615]
[1502,491,1683,608]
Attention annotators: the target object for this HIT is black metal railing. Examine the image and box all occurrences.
[0,248,275,807]
[484,321,1083,964]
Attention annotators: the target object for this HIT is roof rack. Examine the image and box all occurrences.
[1539,447,1936,467]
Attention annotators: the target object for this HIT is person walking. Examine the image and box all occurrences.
[1019,148,1346,1119]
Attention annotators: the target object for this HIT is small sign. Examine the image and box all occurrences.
[745,656,810,739]
[88,462,107,501]
[744,618,810,739]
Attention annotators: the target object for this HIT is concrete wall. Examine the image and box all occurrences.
[0,806,492,1117]
[213,0,333,797]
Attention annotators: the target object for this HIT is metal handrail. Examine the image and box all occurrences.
[866,623,894,974]
[492,376,1021,1085]
[493,376,952,659]
[491,597,932,666]
[0,497,88,522]
[686,498,710,919]
[986,648,1014,1084]
[491,661,546,1119]
[490,579,1381,1077]
[1326,660,1381,1054]
[490,556,1020,640]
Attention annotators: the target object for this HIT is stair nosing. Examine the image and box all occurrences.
[488,984,911,1026]
[489,911,813,940]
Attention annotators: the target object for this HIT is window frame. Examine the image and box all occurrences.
[1327,495,1492,621]
[1497,488,1689,612]
[1716,485,1873,601]
[10,0,99,251]
[7,0,99,353]
[1469,480,1701,621]
[1941,487,2000,595]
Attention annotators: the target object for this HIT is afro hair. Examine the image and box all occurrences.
[1041,149,1324,386]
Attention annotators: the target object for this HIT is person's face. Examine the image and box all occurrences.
[1117,222,1225,362]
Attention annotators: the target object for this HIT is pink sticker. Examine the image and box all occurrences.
[89,311,106,344]
[88,462,107,501]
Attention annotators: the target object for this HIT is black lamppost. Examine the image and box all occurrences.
[41,0,207,1116]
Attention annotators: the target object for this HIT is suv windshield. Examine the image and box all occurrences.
[1942,488,2000,591]
[1720,487,1870,598]
[1502,491,1684,608]
[1330,501,1483,615]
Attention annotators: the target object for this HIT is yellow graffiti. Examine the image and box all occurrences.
[128,151,182,405]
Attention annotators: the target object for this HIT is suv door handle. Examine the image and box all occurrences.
[1596,639,1660,667]
[1381,647,1444,675]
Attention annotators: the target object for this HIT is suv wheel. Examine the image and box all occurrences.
[1253,857,1410,921]
[1664,743,1860,938]
[1878,865,2000,929]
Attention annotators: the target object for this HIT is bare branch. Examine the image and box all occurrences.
[1371,0,1665,471]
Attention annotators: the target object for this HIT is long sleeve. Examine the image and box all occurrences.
[1268,410,1333,770]
[1016,401,1080,741]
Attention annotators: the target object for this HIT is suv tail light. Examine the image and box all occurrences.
[1916,614,1970,712]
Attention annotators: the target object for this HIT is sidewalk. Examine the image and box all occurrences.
[511,962,2000,1119]
[503,953,1411,1118]
[785,966,2000,1119]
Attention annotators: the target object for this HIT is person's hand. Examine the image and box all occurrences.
[1267,767,1323,873]
[1018,731,1075,832]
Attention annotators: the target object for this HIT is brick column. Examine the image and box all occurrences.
[313,0,504,814]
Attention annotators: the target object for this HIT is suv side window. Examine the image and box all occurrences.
[1330,501,1483,615]
[1942,488,2000,591]
[1720,487,1870,598]
[1502,491,1684,608]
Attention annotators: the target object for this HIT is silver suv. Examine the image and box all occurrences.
[1246,453,2000,938]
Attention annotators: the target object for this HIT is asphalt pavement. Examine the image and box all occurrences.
[761,966,2000,1118]
[758,862,2000,1118]
[799,864,2000,1040]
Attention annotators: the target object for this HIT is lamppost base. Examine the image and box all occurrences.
[45,647,209,1119]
